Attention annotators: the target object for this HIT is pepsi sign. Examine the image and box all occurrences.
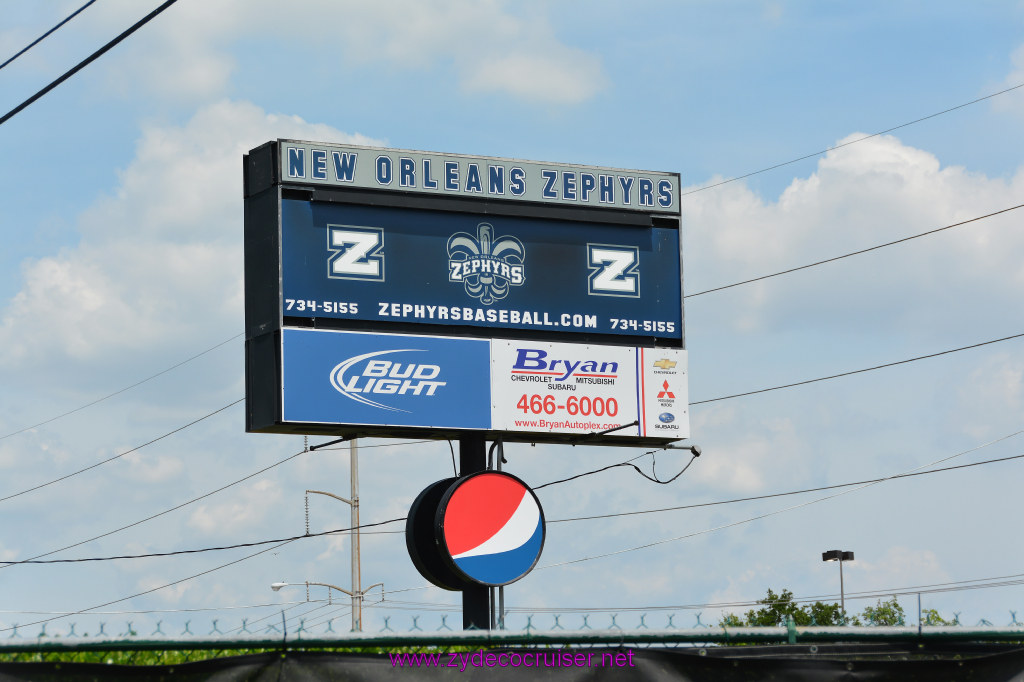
[405,473,545,590]
[438,472,545,586]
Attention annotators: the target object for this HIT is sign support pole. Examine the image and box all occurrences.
[459,434,491,630]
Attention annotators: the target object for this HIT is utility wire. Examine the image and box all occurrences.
[0,398,244,505]
[505,570,1024,614]
[537,429,1021,571]
[0,441,303,567]
[550,445,1024,523]
[685,204,1024,298]
[1,439,415,567]
[7,432,1023,567]
[0,333,241,441]
[0,538,296,634]
[0,0,98,72]
[680,81,1024,197]
[0,517,406,566]
[535,454,697,490]
[0,0,181,127]
[0,601,313,616]
[361,569,1024,617]
[691,331,1024,405]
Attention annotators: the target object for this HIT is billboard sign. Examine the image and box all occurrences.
[279,199,681,341]
[244,140,687,445]
[273,329,689,441]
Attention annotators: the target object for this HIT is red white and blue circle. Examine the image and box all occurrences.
[439,472,545,586]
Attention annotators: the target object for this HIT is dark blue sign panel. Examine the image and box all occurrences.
[281,328,491,429]
[280,200,681,341]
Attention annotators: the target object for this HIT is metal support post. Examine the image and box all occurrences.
[459,434,491,630]
[350,439,361,631]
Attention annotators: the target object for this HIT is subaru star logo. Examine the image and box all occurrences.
[658,412,675,423]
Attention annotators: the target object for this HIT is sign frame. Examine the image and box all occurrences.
[244,140,686,445]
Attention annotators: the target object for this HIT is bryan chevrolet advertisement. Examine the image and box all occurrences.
[280,329,688,440]
[279,199,682,343]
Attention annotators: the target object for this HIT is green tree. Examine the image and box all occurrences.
[743,588,807,626]
[718,588,858,628]
[862,597,905,625]
[921,608,954,626]
[806,600,849,626]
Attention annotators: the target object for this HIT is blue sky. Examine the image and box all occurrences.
[1,0,1023,636]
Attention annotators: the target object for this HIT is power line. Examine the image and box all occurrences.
[2,439,421,567]
[685,203,1024,298]
[0,0,181,127]
[0,0,98,72]
[504,570,1024,614]
[0,398,244,505]
[0,333,240,441]
[8,432,1024,568]
[0,438,303,565]
[0,518,405,566]
[537,429,1021,571]
[0,538,296,634]
[0,601,313,616]
[549,442,1024,524]
[691,331,1024,405]
[680,81,1024,197]
[535,453,698,490]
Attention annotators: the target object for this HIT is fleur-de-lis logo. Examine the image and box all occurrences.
[447,223,525,305]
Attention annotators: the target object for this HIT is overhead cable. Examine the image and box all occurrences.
[0,537,296,634]
[0,398,244,504]
[680,81,1024,196]
[0,0,182,127]
[0,517,406,566]
[550,442,1024,523]
[0,333,241,441]
[2,439,423,567]
[535,453,698,490]
[536,428,1022,570]
[0,0,98,72]
[685,204,1024,298]
[691,332,1024,405]
[7,431,1023,567]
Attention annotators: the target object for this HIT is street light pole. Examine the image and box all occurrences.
[350,439,361,631]
[304,438,363,630]
[271,581,383,631]
[822,550,855,618]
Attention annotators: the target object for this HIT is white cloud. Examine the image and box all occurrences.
[116,451,184,484]
[847,546,950,595]
[188,479,282,536]
[993,43,1024,117]
[88,0,605,104]
[0,541,18,563]
[684,133,1024,337]
[0,100,379,377]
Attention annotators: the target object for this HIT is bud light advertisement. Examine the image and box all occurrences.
[281,328,491,429]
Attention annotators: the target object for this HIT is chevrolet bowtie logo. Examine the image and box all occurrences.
[653,358,676,370]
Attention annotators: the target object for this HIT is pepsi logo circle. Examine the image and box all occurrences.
[436,472,545,586]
